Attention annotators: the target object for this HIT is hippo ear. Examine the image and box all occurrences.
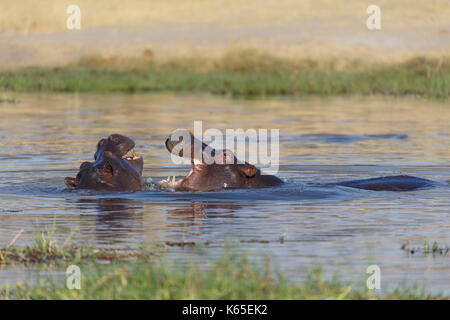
[238,164,258,178]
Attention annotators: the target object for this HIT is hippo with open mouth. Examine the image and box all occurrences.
[65,134,143,191]
[158,130,438,192]
[157,130,283,192]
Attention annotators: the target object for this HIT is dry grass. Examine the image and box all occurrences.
[1,0,449,34]
[0,1,448,69]
[73,50,450,74]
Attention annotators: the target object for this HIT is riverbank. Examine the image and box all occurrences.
[0,52,448,99]
[0,232,447,299]
[1,250,445,300]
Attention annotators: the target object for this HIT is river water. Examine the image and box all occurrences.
[0,93,448,294]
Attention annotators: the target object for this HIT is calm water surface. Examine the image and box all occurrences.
[0,93,449,294]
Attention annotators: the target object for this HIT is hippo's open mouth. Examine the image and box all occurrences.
[158,165,198,190]
[122,148,141,162]
[157,130,208,189]
[157,130,283,192]
[120,148,142,170]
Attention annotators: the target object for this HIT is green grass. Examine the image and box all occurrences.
[0,52,448,99]
[1,250,444,300]
[0,228,447,300]
[0,223,153,266]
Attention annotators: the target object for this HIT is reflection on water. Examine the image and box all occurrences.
[0,93,449,294]
[76,198,145,242]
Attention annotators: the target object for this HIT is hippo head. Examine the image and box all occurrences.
[65,134,143,191]
[157,130,282,192]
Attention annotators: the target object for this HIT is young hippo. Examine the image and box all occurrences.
[157,130,283,192]
[65,134,143,191]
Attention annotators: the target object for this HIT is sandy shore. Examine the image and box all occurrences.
[1,0,449,69]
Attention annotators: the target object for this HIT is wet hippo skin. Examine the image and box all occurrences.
[65,134,143,191]
[158,131,283,192]
[157,130,438,192]
[335,175,436,191]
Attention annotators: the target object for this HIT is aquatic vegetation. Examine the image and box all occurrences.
[401,240,449,256]
[0,245,145,266]
[0,225,153,266]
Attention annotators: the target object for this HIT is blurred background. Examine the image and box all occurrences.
[0,0,448,68]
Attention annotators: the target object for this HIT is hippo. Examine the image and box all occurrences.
[157,130,283,192]
[65,134,143,191]
[158,130,438,192]
[334,175,436,191]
